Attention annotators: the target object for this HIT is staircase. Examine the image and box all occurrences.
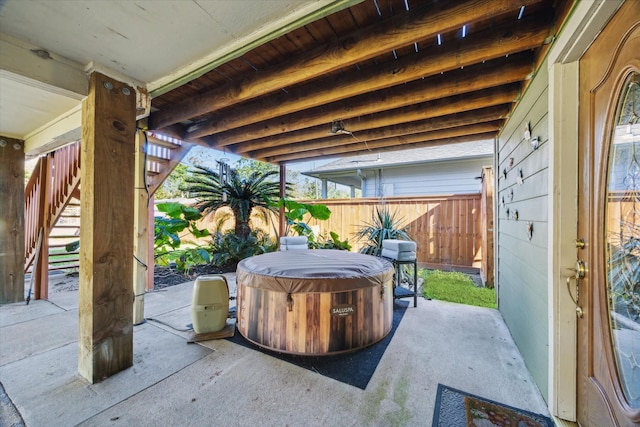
[24,141,81,295]
[24,131,193,299]
[47,199,81,272]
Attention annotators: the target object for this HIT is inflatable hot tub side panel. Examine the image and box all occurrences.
[236,279,394,355]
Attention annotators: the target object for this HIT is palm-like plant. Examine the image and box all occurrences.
[184,163,283,238]
[355,206,411,256]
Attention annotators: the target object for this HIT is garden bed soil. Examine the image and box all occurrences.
[153,264,232,289]
[47,264,232,293]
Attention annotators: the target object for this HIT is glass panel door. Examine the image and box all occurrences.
[606,72,640,409]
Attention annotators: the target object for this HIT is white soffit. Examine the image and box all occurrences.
[0,70,81,139]
[0,0,355,93]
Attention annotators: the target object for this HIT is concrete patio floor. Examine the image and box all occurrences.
[0,274,551,426]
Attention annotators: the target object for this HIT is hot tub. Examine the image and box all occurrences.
[236,249,395,355]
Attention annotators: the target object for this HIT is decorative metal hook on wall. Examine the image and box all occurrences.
[524,121,531,141]
[530,137,540,150]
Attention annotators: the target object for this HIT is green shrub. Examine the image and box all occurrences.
[274,198,332,238]
[420,269,496,308]
[309,231,352,251]
[210,230,277,269]
[154,202,211,273]
[355,206,410,256]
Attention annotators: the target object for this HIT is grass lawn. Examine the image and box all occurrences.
[419,269,496,309]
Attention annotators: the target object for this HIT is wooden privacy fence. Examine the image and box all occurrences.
[194,194,487,270]
[294,194,483,268]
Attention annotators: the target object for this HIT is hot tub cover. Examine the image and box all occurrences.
[236,249,394,293]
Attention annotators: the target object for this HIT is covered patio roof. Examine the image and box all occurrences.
[0,0,572,163]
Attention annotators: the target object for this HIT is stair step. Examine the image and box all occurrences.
[49,251,79,257]
[147,134,183,148]
[48,263,79,272]
[148,154,170,163]
[49,257,79,265]
[49,243,77,249]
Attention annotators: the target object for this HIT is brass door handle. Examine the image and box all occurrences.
[566,276,583,318]
[568,259,586,279]
[566,259,586,318]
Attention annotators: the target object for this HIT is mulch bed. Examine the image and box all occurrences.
[153,264,234,289]
[47,264,234,293]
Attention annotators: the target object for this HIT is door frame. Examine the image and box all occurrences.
[546,0,624,421]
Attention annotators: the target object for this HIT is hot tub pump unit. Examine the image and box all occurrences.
[191,275,229,334]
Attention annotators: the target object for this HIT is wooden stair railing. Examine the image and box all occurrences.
[24,132,193,300]
[24,141,81,299]
[24,156,46,272]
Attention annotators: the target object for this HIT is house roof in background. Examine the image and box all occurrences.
[303,139,493,175]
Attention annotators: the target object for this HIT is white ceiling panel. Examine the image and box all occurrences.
[0,0,326,84]
[0,71,80,139]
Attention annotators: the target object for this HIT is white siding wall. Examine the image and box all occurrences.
[361,157,490,197]
[497,57,550,400]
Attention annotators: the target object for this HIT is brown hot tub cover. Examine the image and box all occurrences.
[236,249,394,293]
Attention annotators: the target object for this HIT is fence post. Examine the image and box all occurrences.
[480,167,494,287]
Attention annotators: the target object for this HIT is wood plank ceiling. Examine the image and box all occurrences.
[148,0,572,165]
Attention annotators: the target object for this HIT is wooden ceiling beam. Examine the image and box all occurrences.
[251,106,507,159]
[233,86,517,154]
[209,55,532,148]
[190,17,548,140]
[254,120,503,163]
[149,0,542,130]
[264,123,501,163]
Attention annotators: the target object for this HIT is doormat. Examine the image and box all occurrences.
[226,300,408,390]
[432,384,554,427]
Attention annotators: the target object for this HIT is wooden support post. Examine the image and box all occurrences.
[279,164,286,239]
[0,136,25,303]
[133,130,148,325]
[78,72,136,383]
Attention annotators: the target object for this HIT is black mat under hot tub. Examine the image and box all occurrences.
[226,300,408,390]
